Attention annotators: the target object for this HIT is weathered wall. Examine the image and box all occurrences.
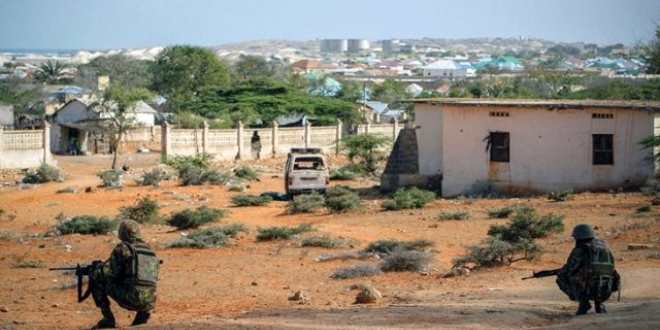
[0,126,54,169]
[415,103,656,197]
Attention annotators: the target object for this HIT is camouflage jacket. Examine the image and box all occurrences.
[102,240,159,287]
[558,238,616,300]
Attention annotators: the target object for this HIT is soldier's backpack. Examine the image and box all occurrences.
[586,239,620,301]
[123,242,159,287]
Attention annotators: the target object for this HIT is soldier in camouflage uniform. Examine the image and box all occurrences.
[89,220,160,329]
[556,224,619,315]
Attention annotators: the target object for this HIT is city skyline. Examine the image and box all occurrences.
[1,0,659,51]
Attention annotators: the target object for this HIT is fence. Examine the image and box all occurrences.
[162,120,404,160]
[0,123,54,169]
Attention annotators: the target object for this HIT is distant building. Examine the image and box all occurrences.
[422,60,476,78]
[347,39,370,53]
[320,39,348,53]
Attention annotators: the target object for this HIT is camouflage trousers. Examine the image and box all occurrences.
[90,279,157,312]
[556,273,613,303]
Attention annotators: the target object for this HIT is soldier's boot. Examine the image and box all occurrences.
[575,301,592,315]
[91,307,115,329]
[131,310,151,326]
[595,302,607,313]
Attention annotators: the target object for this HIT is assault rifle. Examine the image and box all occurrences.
[521,268,562,280]
[49,260,103,303]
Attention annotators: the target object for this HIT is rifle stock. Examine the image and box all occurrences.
[49,260,102,302]
[521,268,562,280]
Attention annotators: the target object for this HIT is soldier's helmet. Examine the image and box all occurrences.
[571,223,595,240]
[118,219,142,243]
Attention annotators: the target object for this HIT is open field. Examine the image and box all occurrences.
[1,153,659,329]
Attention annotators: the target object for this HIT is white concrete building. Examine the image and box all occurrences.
[422,60,476,78]
[411,99,660,197]
[50,98,156,154]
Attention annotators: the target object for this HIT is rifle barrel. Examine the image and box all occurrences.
[48,267,78,270]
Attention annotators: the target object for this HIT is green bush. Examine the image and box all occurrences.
[233,166,259,181]
[437,211,470,220]
[22,163,65,184]
[324,186,362,213]
[487,205,534,218]
[380,250,432,272]
[138,167,172,187]
[453,206,564,269]
[636,205,652,213]
[166,206,228,230]
[166,224,248,248]
[361,238,433,256]
[164,154,230,186]
[256,223,313,241]
[287,192,326,214]
[381,187,436,211]
[98,169,123,187]
[118,197,161,224]
[300,235,348,248]
[178,165,230,186]
[330,263,383,279]
[54,214,118,235]
[231,194,272,207]
[464,180,500,198]
[548,189,574,202]
[165,153,214,171]
[329,164,366,180]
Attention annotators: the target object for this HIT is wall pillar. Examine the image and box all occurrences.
[236,121,244,160]
[202,120,209,155]
[393,119,399,140]
[161,121,171,159]
[43,122,52,164]
[335,119,342,155]
[366,119,371,134]
[272,121,278,158]
[305,121,312,147]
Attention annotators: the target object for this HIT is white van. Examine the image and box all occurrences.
[284,148,329,198]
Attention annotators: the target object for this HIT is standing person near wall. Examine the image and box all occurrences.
[251,130,262,159]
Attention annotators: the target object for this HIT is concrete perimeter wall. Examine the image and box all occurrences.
[0,124,54,169]
[162,120,402,161]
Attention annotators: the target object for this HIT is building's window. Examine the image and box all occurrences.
[593,134,613,165]
[592,113,613,119]
[490,111,509,117]
[489,132,510,162]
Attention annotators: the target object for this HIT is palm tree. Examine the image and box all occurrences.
[33,60,73,84]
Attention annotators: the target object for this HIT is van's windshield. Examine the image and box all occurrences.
[293,157,325,170]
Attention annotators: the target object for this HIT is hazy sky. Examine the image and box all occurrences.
[1,0,658,50]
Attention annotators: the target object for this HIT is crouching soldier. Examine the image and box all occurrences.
[89,220,160,329]
[556,224,620,315]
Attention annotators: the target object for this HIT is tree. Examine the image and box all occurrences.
[370,78,411,107]
[33,60,73,84]
[95,82,152,169]
[340,133,392,174]
[151,45,231,112]
[233,55,273,80]
[0,78,44,127]
[191,79,361,128]
[75,54,152,90]
[645,23,660,74]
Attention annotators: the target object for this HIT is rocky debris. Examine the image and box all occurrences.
[287,291,309,304]
[348,283,381,304]
[84,186,98,193]
[439,267,470,278]
[628,243,654,250]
